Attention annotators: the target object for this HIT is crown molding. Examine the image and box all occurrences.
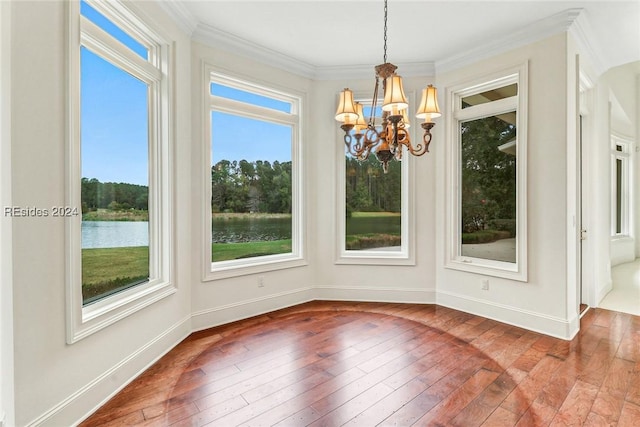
[436,8,583,75]
[315,61,435,81]
[157,0,198,36]
[193,20,434,81]
[160,4,606,81]
[193,23,317,79]
[569,10,607,77]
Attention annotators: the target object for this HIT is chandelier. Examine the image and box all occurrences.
[334,0,441,173]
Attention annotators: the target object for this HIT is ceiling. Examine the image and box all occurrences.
[163,1,640,77]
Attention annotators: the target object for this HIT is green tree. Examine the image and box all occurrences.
[461,115,516,233]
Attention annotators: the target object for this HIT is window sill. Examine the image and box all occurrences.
[205,255,308,281]
[610,235,633,242]
[446,257,527,282]
[68,280,176,344]
[336,249,415,266]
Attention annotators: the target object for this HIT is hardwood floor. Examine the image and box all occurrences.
[80,301,640,426]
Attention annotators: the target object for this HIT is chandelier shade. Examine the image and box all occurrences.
[334,88,358,124]
[353,102,368,133]
[382,74,409,114]
[416,84,441,122]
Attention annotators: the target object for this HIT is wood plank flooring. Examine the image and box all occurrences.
[80,301,640,426]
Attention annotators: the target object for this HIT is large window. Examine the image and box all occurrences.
[67,0,174,342]
[205,72,303,279]
[611,135,632,237]
[446,66,527,280]
[338,98,414,265]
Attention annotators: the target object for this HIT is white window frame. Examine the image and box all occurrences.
[610,134,633,237]
[445,64,528,281]
[203,68,305,281]
[66,0,175,344]
[335,93,416,266]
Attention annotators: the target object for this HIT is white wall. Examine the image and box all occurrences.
[188,43,438,330]
[637,71,640,256]
[312,75,438,303]
[10,1,192,425]
[189,42,316,331]
[435,34,579,339]
[566,34,581,325]
[0,1,15,425]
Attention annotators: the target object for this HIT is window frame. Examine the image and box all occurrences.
[610,134,633,238]
[203,67,306,281]
[445,64,528,281]
[335,93,416,266]
[66,0,175,344]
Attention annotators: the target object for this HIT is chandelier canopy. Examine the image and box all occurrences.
[334,0,441,173]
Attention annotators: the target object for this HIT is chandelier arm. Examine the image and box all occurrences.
[343,133,358,157]
[344,129,383,159]
[369,77,380,127]
[402,132,430,157]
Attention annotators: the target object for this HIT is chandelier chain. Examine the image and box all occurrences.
[383,0,388,63]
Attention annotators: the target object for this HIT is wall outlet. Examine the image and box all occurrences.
[481,279,489,290]
[258,276,265,288]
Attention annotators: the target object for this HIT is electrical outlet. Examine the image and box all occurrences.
[481,279,489,290]
[258,276,265,288]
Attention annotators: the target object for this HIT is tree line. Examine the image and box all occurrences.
[346,155,401,214]
[81,178,148,213]
[212,159,292,213]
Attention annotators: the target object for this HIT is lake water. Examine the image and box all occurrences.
[212,217,291,243]
[212,215,400,242]
[82,221,149,249]
[81,216,400,248]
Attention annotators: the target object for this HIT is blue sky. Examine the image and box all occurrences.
[81,47,149,186]
[210,111,292,166]
[81,1,291,186]
[81,1,149,186]
[210,83,292,165]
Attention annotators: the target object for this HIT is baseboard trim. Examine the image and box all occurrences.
[25,315,192,427]
[596,281,613,306]
[191,287,315,332]
[314,286,436,304]
[437,290,578,340]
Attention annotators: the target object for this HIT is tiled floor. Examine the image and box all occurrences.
[600,258,640,316]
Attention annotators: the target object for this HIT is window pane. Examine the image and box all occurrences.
[345,154,401,251]
[211,111,293,261]
[616,158,622,234]
[81,0,149,59]
[460,113,517,263]
[362,104,384,127]
[80,47,150,305]
[462,83,518,108]
[211,83,292,113]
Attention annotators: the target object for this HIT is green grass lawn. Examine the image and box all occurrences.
[82,246,149,302]
[83,209,148,221]
[350,211,400,218]
[212,239,292,262]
